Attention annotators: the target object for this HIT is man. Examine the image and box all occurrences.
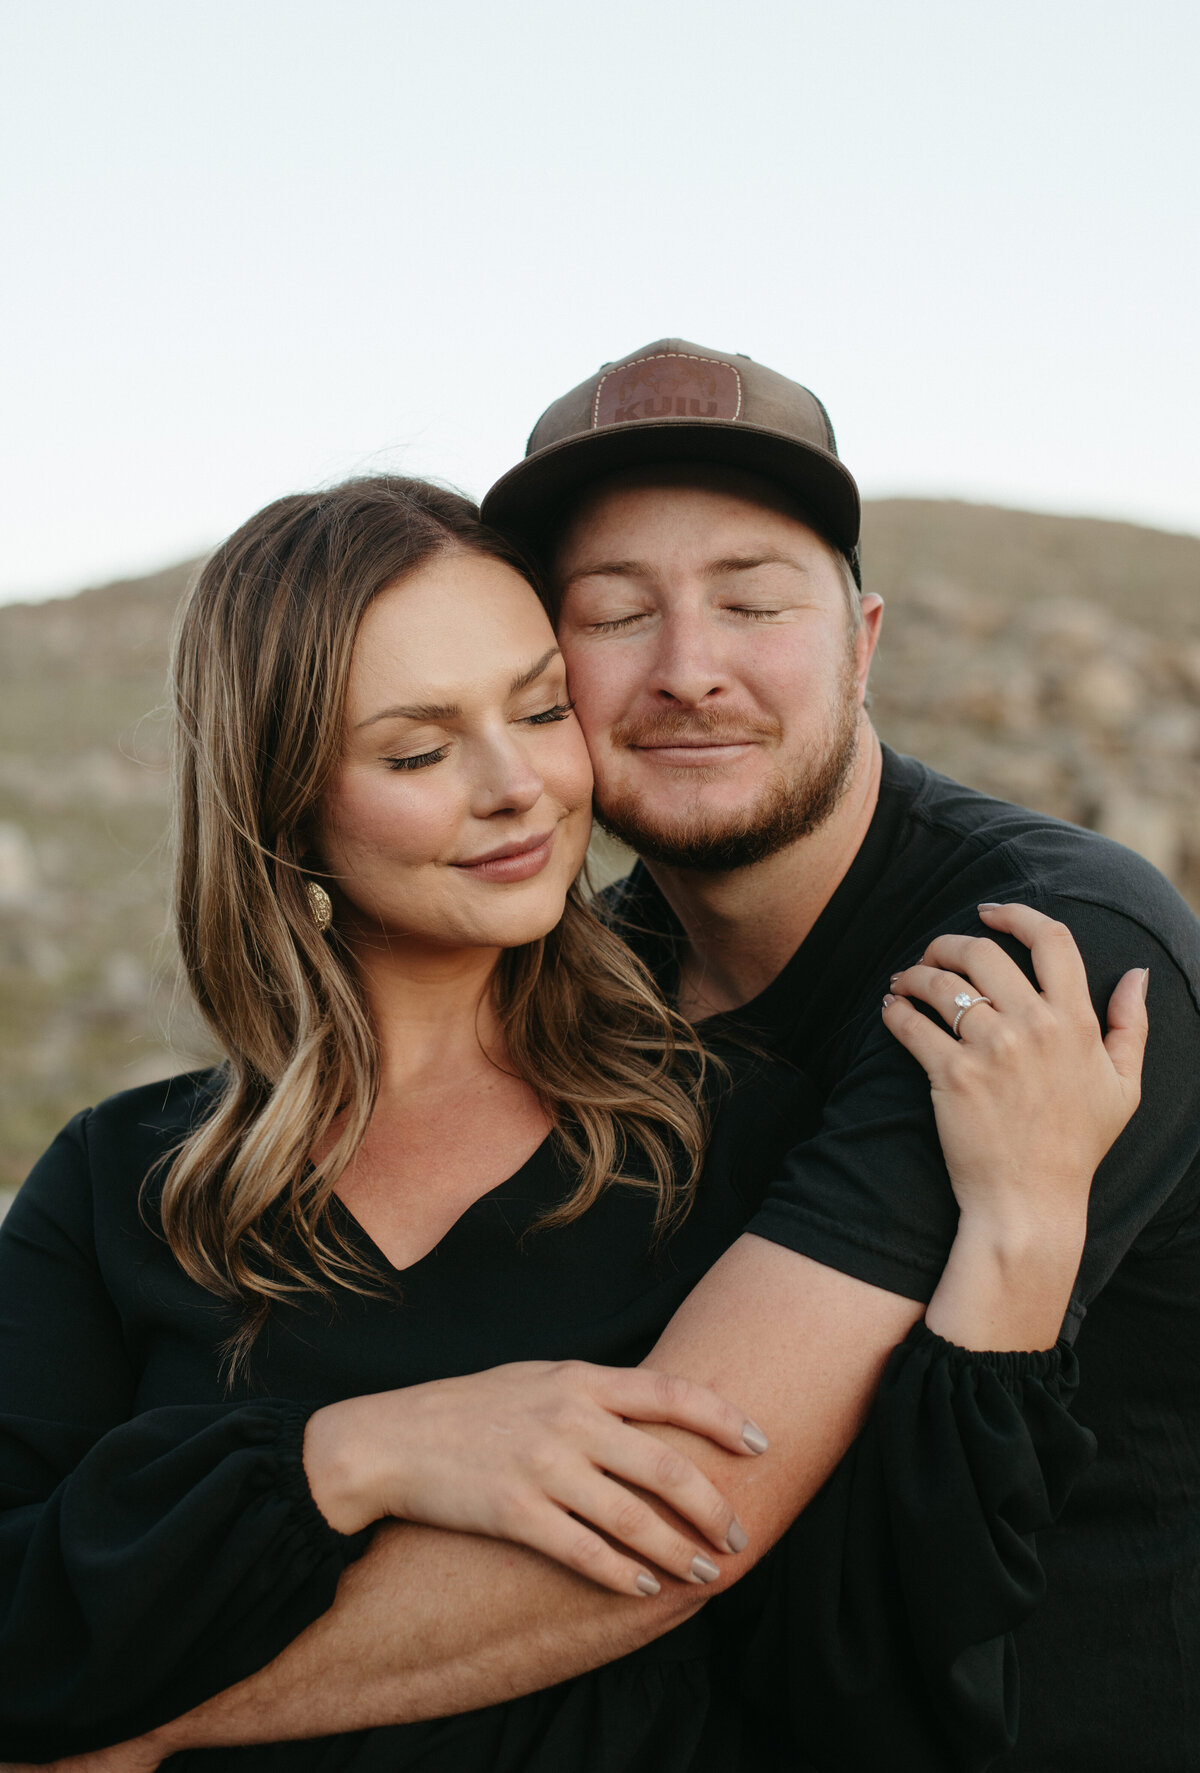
[68,345,1197,1771]
[479,339,1200,1770]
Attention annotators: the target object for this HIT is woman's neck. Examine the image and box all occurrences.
[347,933,509,1092]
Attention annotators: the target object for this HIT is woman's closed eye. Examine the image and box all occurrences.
[384,746,449,772]
[523,699,575,726]
[383,703,573,770]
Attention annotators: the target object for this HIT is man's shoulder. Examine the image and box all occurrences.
[886,749,1200,982]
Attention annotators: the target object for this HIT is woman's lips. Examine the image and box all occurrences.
[451,831,555,883]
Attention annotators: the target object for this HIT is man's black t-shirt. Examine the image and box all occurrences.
[609,745,1200,1772]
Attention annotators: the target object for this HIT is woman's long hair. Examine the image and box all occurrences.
[159,476,710,1375]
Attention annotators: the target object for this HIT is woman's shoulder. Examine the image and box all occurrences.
[81,1066,224,1144]
[7,1069,223,1259]
[23,1068,223,1197]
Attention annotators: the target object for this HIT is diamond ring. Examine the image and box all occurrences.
[951,992,993,1037]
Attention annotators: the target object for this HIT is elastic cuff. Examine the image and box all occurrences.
[904,1317,1066,1382]
[274,1400,375,1566]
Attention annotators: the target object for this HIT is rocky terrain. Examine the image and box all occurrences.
[2,498,1198,1205]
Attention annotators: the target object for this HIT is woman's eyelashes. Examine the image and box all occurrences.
[523,699,575,725]
[382,702,574,770]
[384,745,449,772]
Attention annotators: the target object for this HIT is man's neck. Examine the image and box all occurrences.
[646,727,883,1020]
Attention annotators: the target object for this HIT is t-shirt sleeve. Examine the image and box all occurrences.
[739,1322,1096,1773]
[744,895,1200,1338]
[0,1115,371,1760]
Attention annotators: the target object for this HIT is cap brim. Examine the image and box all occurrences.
[481,420,860,558]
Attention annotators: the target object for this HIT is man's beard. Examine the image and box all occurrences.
[594,659,862,873]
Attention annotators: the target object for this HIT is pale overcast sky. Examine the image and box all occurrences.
[1,0,1197,603]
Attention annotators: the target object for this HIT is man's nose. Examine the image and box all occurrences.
[646,608,730,705]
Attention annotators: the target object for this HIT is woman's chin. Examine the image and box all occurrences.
[349,881,574,958]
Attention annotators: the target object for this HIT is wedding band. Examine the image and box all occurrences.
[951,992,993,1037]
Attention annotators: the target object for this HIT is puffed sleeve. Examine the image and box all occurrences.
[737,1322,1095,1773]
[0,1116,370,1760]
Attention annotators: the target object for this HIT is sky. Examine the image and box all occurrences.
[1,0,1197,604]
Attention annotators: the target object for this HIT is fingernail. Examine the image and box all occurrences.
[742,1420,769,1454]
[978,902,1002,911]
[636,1572,661,1596]
[1140,968,1150,1001]
[691,1554,720,1583]
[889,973,900,985]
[727,1519,748,1553]
[882,993,896,1008]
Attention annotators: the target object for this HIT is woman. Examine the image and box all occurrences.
[0,477,1144,1770]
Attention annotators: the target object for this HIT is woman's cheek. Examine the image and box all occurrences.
[555,723,596,813]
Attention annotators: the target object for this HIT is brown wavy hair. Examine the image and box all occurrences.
[160,475,710,1375]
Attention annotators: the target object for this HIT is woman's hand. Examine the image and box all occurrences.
[304,1359,768,1598]
[881,901,1148,1349]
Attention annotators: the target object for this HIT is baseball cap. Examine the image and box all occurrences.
[481,337,861,584]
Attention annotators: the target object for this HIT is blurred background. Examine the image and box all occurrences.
[2,0,1198,1206]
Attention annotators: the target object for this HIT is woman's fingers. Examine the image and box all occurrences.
[1102,966,1150,1100]
[590,1417,745,1555]
[586,1363,767,1457]
[501,1492,683,1599]
[505,1437,739,1596]
[906,920,1087,1022]
[888,962,1000,1041]
[880,990,960,1082]
[891,905,1108,1040]
[976,901,1092,1000]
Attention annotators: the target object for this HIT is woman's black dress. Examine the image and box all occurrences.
[0,1065,1092,1770]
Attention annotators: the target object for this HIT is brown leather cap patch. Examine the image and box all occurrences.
[592,351,743,429]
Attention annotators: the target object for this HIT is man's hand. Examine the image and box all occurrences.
[2,1746,160,1773]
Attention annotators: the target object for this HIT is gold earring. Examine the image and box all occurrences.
[306,879,333,933]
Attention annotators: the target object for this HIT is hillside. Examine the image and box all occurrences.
[1,500,1198,1196]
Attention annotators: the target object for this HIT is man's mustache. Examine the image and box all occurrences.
[611,708,783,748]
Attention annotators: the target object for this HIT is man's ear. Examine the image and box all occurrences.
[856,594,884,701]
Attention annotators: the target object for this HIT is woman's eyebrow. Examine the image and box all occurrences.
[356,649,562,730]
[357,698,462,729]
[509,646,562,694]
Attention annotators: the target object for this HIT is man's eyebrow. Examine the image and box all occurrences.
[559,552,810,589]
[558,559,648,589]
[704,551,810,577]
[356,648,562,729]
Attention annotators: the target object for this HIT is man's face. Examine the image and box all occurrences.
[554,468,883,871]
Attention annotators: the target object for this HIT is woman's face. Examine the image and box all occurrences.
[313,549,593,958]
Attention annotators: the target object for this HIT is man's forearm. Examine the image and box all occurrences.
[148,1519,703,1755]
[143,1237,918,1757]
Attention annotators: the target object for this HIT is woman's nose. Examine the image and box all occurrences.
[471,733,544,817]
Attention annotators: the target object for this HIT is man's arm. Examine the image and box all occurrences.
[129,907,1145,1759]
[131,1239,919,1758]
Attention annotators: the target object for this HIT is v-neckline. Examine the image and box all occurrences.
[328,1133,556,1276]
